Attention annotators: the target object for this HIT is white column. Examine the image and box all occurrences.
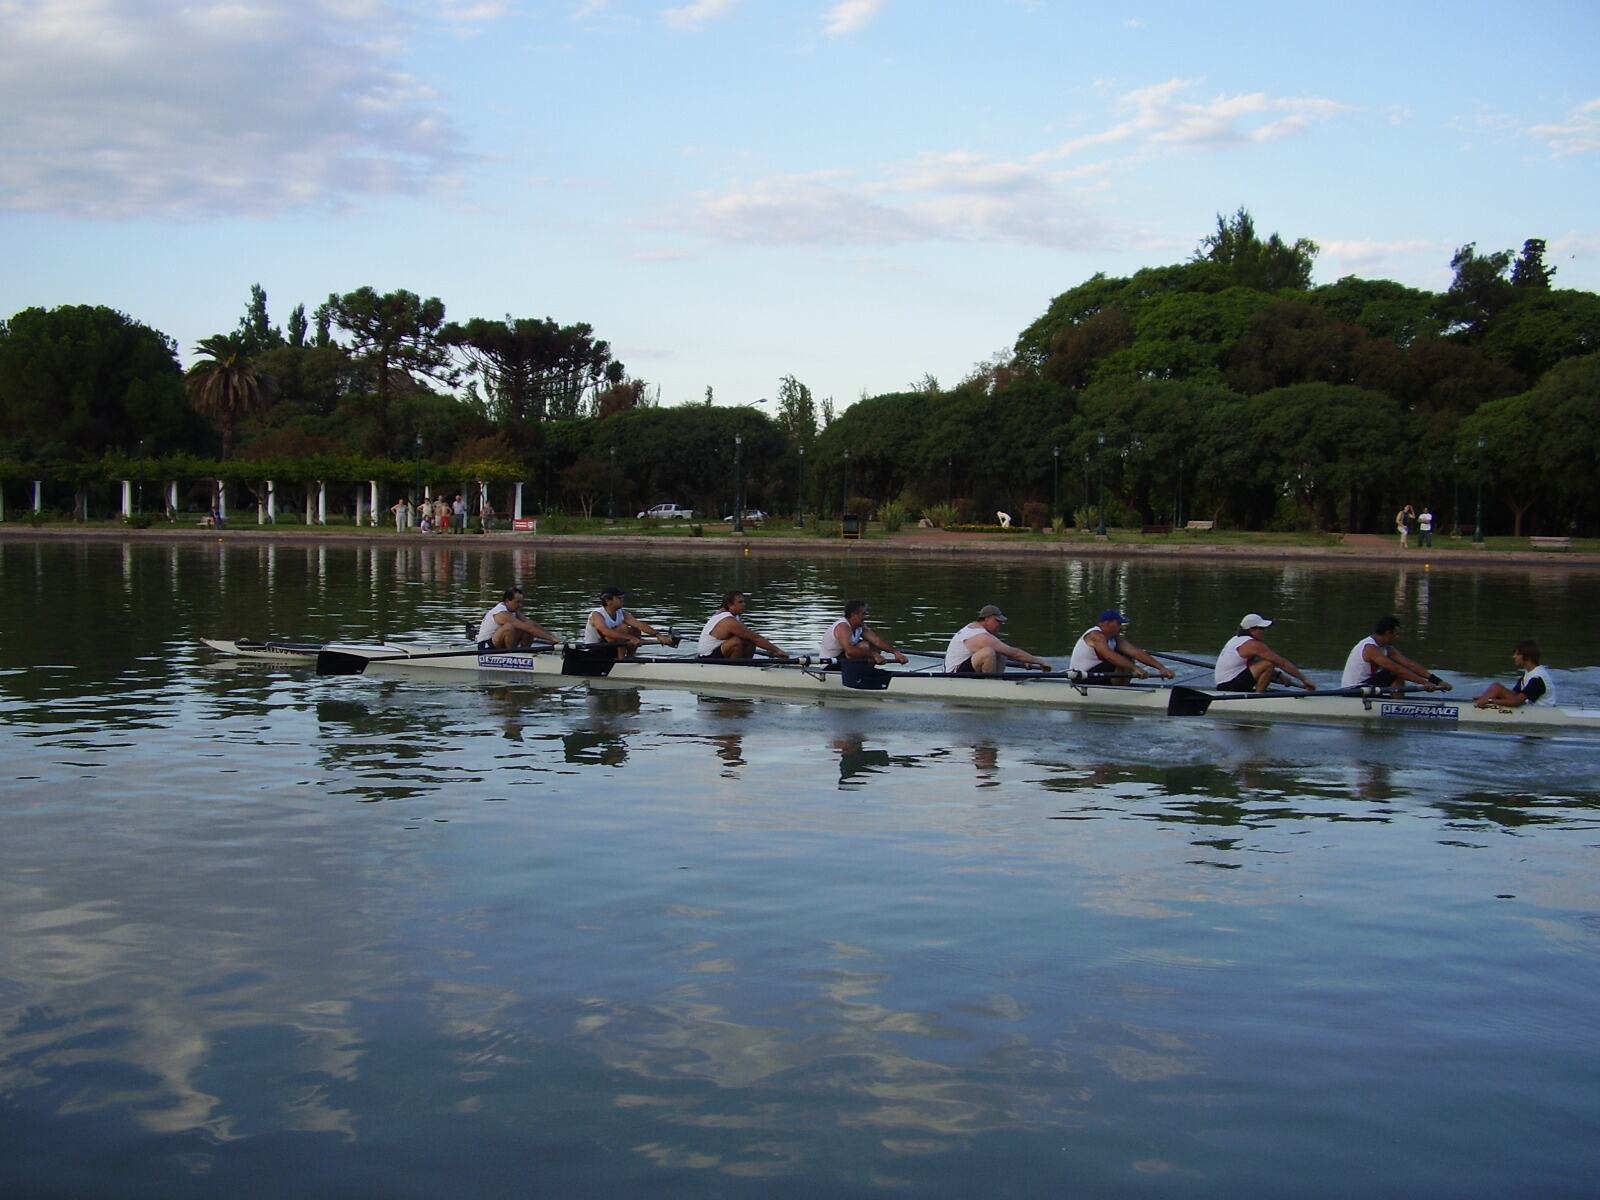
[513,481,524,520]
[266,480,276,523]
[478,479,489,517]
[121,480,133,519]
[317,481,328,525]
[369,480,380,527]
[167,480,178,517]
[355,486,367,528]
[257,483,266,524]
[216,481,227,522]
[32,480,42,513]
[306,484,316,526]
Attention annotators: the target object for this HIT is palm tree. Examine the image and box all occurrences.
[185,333,273,458]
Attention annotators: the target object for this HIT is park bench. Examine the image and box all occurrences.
[1140,524,1172,535]
[1184,520,1214,532]
[1529,536,1572,550]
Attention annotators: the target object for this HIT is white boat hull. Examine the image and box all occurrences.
[281,642,1600,735]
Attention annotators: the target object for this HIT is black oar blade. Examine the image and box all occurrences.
[317,649,374,676]
[561,645,618,677]
[1166,686,1214,717]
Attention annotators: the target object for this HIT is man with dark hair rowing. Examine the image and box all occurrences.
[697,592,790,661]
[477,587,559,650]
[821,600,908,667]
[1341,615,1452,691]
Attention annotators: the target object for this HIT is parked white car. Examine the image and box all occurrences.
[637,503,695,520]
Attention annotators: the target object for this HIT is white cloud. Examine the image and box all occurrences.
[1319,238,1441,273]
[1529,98,1600,156]
[823,0,885,36]
[571,0,610,17]
[0,0,466,219]
[1040,78,1348,158]
[663,0,739,30]
[657,78,1346,253]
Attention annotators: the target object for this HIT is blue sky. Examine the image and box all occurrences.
[3,0,1597,413]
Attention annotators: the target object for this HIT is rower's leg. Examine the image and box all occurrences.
[970,647,1002,674]
[1250,659,1276,693]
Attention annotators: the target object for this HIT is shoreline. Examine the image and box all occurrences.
[3,523,1597,571]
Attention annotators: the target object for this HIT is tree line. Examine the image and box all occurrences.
[1,209,1597,533]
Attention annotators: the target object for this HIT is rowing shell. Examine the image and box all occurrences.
[200,637,326,662]
[267,640,1600,734]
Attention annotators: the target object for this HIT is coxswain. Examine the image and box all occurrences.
[1214,613,1317,693]
[1472,639,1554,708]
[821,600,908,667]
[583,586,675,658]
[1068,609,1173,684]
[697,592,790,660]
[1341,615,1451,691]
[476,587,559,650]
[944,605,1049,674]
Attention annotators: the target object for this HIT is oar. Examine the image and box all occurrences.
[317,641,559,676]
[1166,682,1428,718]
[1147,649,1215,670]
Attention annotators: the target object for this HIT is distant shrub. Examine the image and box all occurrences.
[126,513,155,529]
[845,494,873,518]
[1051,515,1067,534]
[878,500,907,533]
[952,497,976,524]
[923,503,955,529]
[1022,501,1049,531]
[690,523,704,537]
[541,513,575,535]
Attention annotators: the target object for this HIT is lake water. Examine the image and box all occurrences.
[3,538,1598,1198]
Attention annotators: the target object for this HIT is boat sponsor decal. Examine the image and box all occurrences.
[476,652,539,671]
[1379,701,1459,722]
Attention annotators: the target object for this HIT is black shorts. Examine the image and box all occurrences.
[1217,667,1255,692]
[952,658,975,674]
[1358,668,1397,688]
[1085,660,1117,679]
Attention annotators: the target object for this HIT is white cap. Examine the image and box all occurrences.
[1239,613,1273,630]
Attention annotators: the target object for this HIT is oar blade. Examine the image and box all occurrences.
[317,649,374,676]
[1166,686,1214,717]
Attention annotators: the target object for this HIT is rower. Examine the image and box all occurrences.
[1473,639,1554,709]
[821,600,908,667]
[1214,613,1317,693]
[1068,609,1173,684]
[1341,615,1451,691]
[944,605,1049,675]
[583,586,675,659]
[697,591,790,661]
[476,587,559,650]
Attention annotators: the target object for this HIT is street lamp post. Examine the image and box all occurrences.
[1473,434,1486,545]
[1052,445,1060,525]
[733,432,744,534]
[946,455,952,507]
[1095,432,1107,536]
[1451,452,1460,537]
[1175,456,1184,528]
[796,445,805,528]
[607,445,615,522]
[842,449,851,518]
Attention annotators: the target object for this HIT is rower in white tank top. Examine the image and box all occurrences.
[583,605,627,645]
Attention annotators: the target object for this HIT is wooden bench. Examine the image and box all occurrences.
[1140,524,1172,535]
[1184,520,1214,532]
[1530,536,1572,550]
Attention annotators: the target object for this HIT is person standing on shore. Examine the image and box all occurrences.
[452,493,467,534]
[1395,504,1414,548]
[1417,505,1433,548]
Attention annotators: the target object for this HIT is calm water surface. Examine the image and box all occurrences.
[2,539,1598,1198]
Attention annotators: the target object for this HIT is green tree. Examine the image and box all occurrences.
[774,374,818,448]
[185,333,275,458]
[446,315,615,436]
[1510,238,1555,290]
[1438,243,1515,341]
[1195,207,1319,292]
[323,287,454,452]
[236,283,283,354]
[0,304,196,460]
[1479,289,1600,381]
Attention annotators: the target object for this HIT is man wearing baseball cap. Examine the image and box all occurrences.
[1068,609,1173,684]
[582,586,677,658]
[944,604,1050,674]
[1214,613,1317,693]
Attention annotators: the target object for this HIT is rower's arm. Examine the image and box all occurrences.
[1126,642,1174,677]
[1365,644,1429,686]
[1253,642,1316,689]
[995,637,1047,669]
[739,622,789,658]
[518,615,559,644]
[864,626,908,663]
[590,613,630,643]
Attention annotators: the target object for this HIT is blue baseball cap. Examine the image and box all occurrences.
[1098,609,1128,624]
